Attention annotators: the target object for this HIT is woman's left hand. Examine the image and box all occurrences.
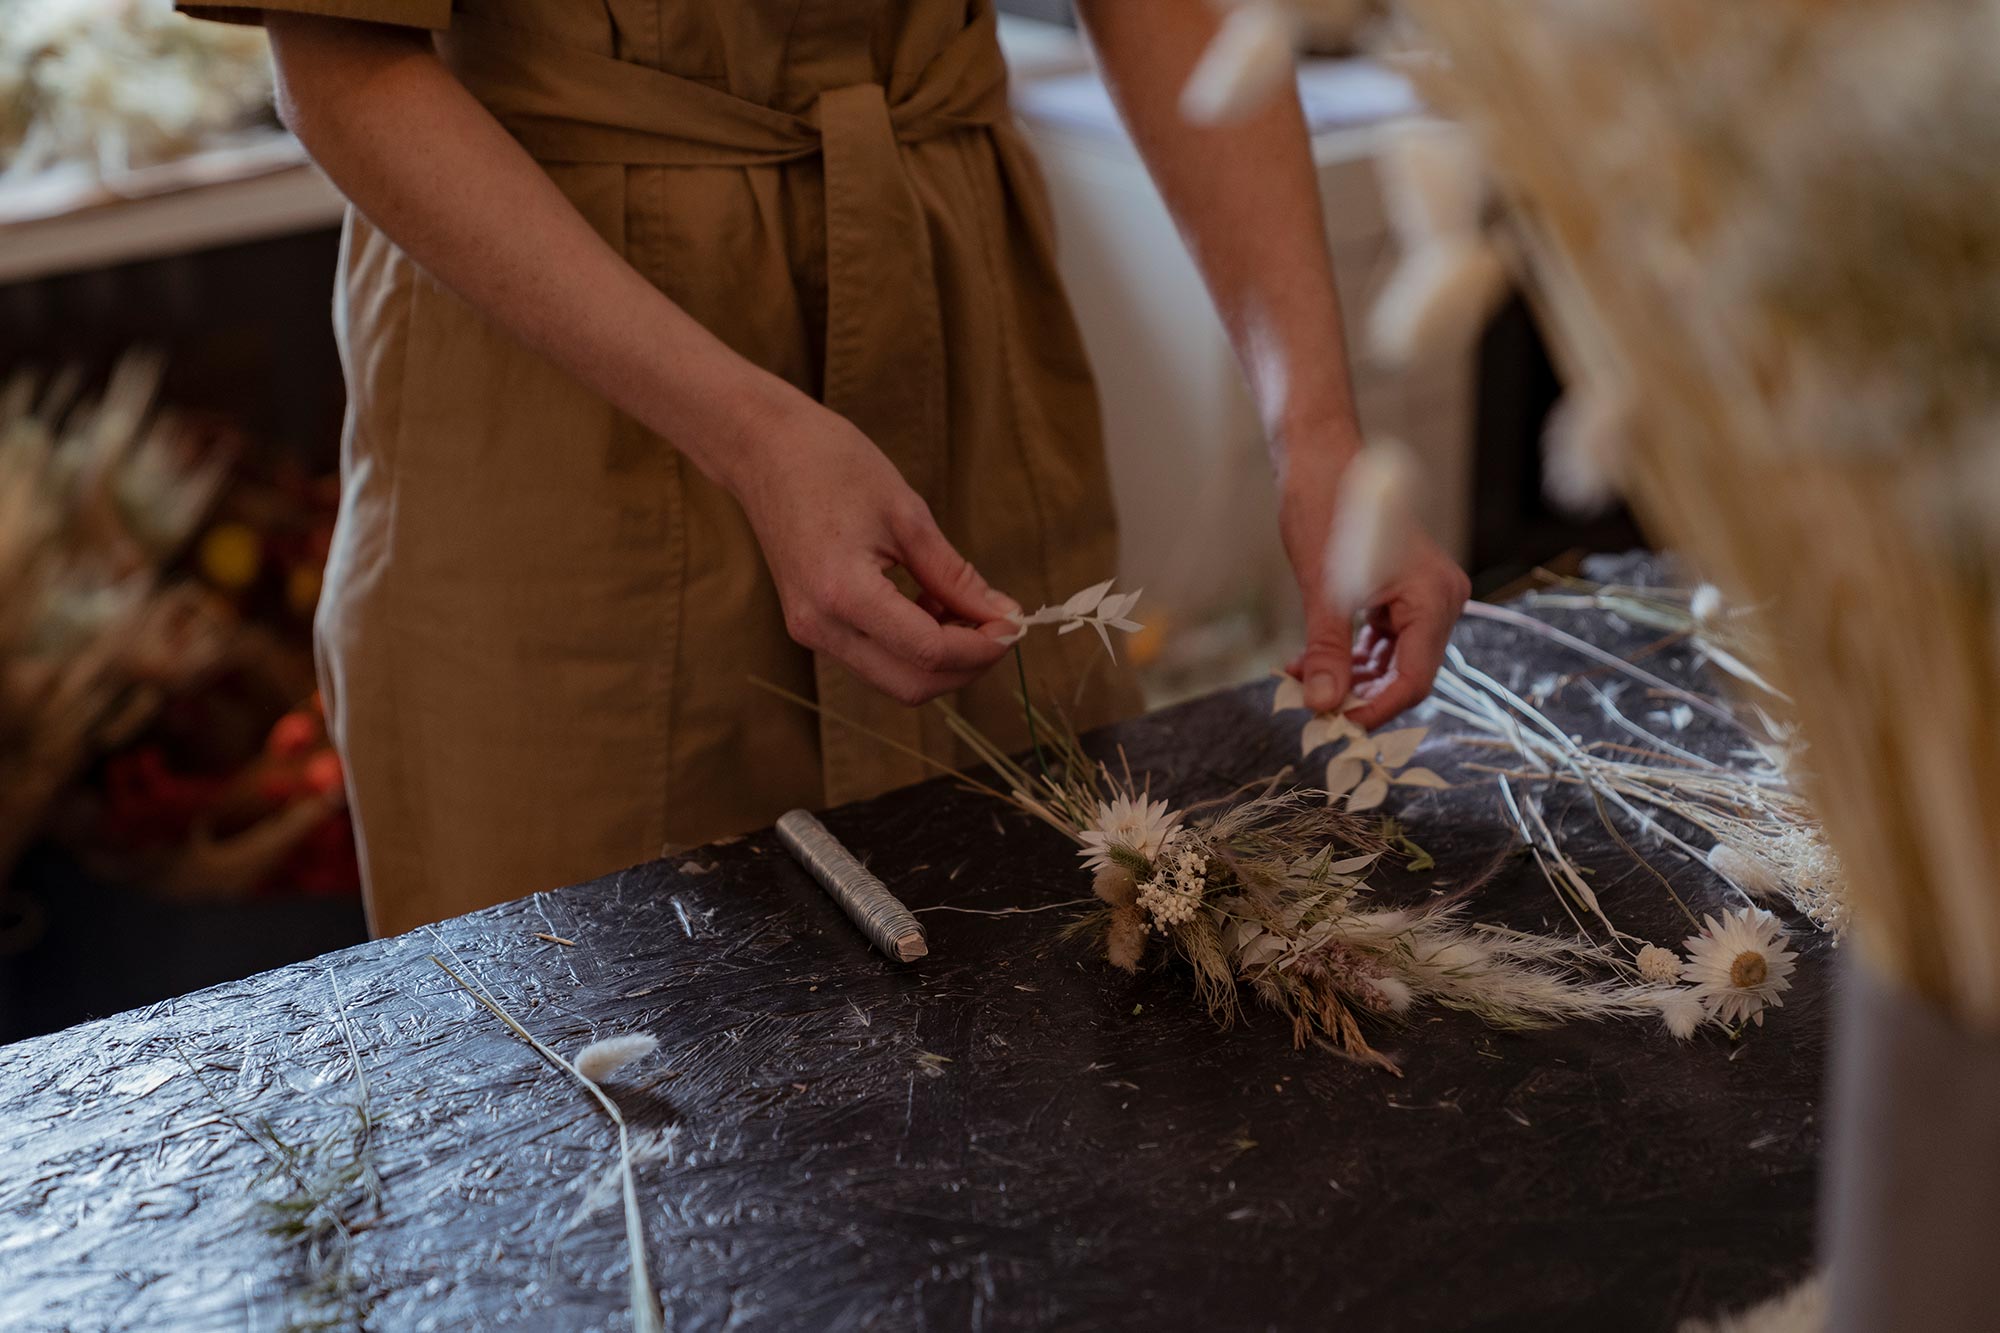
[1280,447,1472,730]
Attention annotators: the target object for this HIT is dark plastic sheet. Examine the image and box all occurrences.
[0,558,1825,1331]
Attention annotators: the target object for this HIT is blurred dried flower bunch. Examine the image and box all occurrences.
[0,353,237,880]
[0,0,273,180]
[1371,0,2000,1024]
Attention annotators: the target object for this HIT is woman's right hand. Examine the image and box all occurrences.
[724,397,1020,707]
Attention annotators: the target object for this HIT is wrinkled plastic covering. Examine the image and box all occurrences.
[0,558,1823,1331]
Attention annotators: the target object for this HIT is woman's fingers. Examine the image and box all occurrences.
[1343,591,1460,731]
[815,609,987,707]
[838,570,1012,678]
[1296,597,1355,713]
[891,500,1021,627]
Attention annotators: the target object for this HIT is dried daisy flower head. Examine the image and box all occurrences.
[1078,791,1182,874]
[1682,909,1797,1029]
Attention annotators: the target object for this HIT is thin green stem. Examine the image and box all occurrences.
[1013,643,1052,782]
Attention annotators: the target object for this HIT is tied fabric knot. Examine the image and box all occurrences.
[439,11,1011,800]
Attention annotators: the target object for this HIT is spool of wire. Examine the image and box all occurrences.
[776,809,929,963]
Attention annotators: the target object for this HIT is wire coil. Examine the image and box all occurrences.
[776,809,928,963]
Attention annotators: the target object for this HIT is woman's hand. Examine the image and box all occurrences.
[1281,446,1472,729]
[725,398,1020,706]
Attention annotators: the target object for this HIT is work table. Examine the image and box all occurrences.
[0,563,1825,1331]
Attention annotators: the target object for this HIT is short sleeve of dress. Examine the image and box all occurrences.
[175,0,452,30]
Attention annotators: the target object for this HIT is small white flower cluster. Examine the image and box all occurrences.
[1635,943,1682,984]
[1137,844,1210,934]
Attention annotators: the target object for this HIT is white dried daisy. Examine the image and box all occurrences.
[1635,943,1682,983]
[1077,791,1182,874]
[1682,908,1797,1028]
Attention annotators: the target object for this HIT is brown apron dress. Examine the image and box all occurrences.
[185,0,1139,936]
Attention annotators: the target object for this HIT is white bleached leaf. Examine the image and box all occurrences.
[1346,768,1392,812]
[1238,933,1287,968]
[1271,674,1306,713]
[1302,712,1366,757]
[1325,755,1367,798]
[1392,767,1449,788]
[1325,852,1382,877]
[1061,578,1115,618]
[1097,589,1143,621]
[574,1033,658,1084]
[1090,619,1116,660]
[1371,726,1429,768]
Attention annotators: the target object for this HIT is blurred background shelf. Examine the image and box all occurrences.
[0,133,342,286]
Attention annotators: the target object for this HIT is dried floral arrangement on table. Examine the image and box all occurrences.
[0,0,273,182]
[778,579,1809,1072]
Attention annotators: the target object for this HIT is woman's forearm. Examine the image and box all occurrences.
[1074,0,1359,468]
[265,15,802,491]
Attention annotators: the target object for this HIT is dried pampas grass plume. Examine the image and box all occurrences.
[1656,988,1706,1042]
[1708,844,1782,903]
[1368,240,1510,367]
[1677,1271,1827,1333]
[1368,122,1509,365]
[1325,438,1417,613]
[1106,906,1149,972]
[575,1034,659,1084]
[1180,2,1301,126]
[1094,862,1139,909]
[1541,385,1630,517]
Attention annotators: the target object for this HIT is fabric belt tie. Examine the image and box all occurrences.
[440,14,1010,804]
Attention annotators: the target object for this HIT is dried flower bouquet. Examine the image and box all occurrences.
[771,583,1782,1071]
[0,353,238,882]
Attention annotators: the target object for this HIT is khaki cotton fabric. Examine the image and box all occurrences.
[187,0,1139,935]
